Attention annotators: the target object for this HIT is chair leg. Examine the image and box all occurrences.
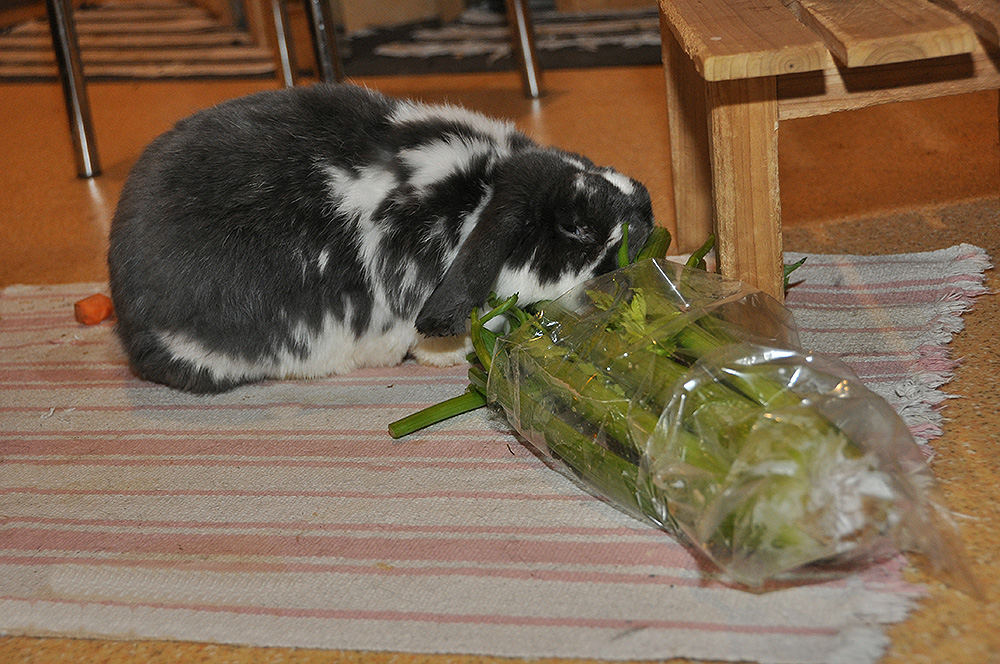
[271,0,297,87]
[505,0,543,98]
[705,76,784,301]
[661,18,712,252]
[46,0,100,178]
[303,0,343,83]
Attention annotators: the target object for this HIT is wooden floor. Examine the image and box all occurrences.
[1,53,999,664]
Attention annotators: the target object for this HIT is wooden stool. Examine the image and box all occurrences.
[659,0,1000,300]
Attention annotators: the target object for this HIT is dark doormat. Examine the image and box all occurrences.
[339,6,662,77]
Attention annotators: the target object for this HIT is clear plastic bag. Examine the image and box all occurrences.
[486,259,972,587]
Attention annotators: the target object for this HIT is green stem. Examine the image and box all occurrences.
[584,332,758,420]
[388,389,487,439]
[617,221,630,269]
[470,365,643,514]
[509,317,737,479]
[470,308,494,372]
[516,348,656,457]
[634,289,803,409]
[480,294,519,327]
[470,294,523,372]
[685,234,715,270]
[636,226,672,262]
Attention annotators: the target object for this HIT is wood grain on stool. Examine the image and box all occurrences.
[660,0,1000,301]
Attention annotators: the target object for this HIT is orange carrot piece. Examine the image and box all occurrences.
[74,293,115,325]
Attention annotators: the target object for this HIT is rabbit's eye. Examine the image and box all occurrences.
[558,223,595,243]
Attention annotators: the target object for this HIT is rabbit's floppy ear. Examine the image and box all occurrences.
[416,194,522,337]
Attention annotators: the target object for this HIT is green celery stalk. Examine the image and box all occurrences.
[469,365,644,514]
[491,312,743,515]
[636,226,672,262]
[388,389,487,439]
[387,236,918,587]
[490,264,904,585]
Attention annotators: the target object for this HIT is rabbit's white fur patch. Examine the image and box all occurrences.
[322,164,397,273]
[400,137,499,190]
[322,163,398,221]
[390,100,518,146]
[159,312,419,383]
[601,170,636,196]
[494,222,623,302]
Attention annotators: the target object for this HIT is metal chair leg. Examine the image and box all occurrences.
[303,0,343,83]
[271,0,297,87]
[506,0,543,98]
[46,0,101,178]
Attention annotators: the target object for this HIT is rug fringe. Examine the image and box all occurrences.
[893,243,992,448]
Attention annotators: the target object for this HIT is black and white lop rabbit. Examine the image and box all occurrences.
[107,84,654,393]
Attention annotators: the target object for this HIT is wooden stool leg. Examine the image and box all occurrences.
[661,14,712,252]
[705,76,784,301]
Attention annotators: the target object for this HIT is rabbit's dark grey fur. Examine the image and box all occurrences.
[107,84,654,393]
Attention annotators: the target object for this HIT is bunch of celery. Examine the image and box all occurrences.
[390,232,965,586]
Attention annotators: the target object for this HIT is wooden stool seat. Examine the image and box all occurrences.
[659,0,1000,299]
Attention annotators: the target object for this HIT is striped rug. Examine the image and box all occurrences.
[0,0,274,80]
[0,245,990,663]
